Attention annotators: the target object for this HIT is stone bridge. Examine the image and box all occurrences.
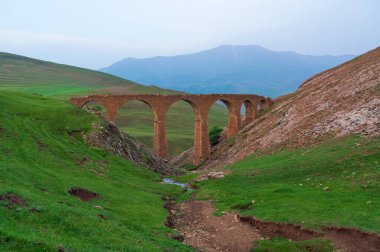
[69,94,271,165]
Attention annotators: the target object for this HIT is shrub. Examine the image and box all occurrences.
[209,126,224,146]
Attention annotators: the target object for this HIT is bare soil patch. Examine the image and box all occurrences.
[76,156,90,166]
[173,200,261,252]
[97,213,108,220]
[68,188,100,202]
[322,226,380,252]
[35,138,49,151]
[164,201,176,228]
[239,216,322,241]
[67,129,82,137]
[76,157,106,176]
[0,192,28,208]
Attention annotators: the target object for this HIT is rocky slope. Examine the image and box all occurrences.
[204,46,380,169]
[84,119,181,175]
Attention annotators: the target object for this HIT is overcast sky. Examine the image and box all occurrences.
[0,0,379,69]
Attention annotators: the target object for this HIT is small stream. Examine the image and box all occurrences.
[162,178,187,188]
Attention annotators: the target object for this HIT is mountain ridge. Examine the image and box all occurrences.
[100,45,355,97]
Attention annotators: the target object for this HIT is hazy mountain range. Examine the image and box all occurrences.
[100,45,355,97]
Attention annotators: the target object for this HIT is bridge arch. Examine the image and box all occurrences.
[81,100,108,120]
[241,99,256,127]
[115,99,154,149]
[79,99,106,109]
[207,100,229,147]
[165,99,197,158]
[257,98,266,112]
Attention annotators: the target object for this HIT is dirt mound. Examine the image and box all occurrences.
[204,46,380,169]
[68,188,100,202]
[0,192,28,208]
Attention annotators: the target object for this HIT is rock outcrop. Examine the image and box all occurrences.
[204,46,380,169]
[83,120,182,175]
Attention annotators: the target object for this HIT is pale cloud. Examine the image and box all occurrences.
[0,0,379,69]
[0,28,120,47]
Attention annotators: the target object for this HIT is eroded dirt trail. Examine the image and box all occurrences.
[173,200,261,252]
[173,200,380,252]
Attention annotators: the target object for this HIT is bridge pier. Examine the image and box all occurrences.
[105,106,117,123]
[226,101,243,137]
[193,110,211,165]
[103,100,125,123]
[153,109,169,160]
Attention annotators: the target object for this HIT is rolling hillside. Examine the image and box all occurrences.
[0,52,228,156]
[100,45,354,97]
[0,91,192,251]
[0,52,155,98]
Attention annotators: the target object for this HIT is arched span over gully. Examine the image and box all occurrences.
[70,94,272,165]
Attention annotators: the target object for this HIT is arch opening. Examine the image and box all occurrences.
[115,100,154,149]
[81,101,107,120]
[241,99,255,127]
[207,100,229,147]
[165,100,196,158]
[258,99,267,112]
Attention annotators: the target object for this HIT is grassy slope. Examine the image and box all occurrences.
[0,91,192,251]
[194,135,380,233]
[0,52,228,156]
[253,238,334,252]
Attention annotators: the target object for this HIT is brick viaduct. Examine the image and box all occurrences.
[70,94,271,165]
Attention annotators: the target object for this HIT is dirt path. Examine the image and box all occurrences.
[173,200,261,252]
[173,200,380,252]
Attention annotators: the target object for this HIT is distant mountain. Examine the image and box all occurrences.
[100,45,355,97]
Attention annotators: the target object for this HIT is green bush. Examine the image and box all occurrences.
[209,126,224,146]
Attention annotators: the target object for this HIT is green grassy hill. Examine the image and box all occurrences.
[0,52,228,156]
[0,52,155,97]
[0,91,192,251]
[192,135,380,233]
